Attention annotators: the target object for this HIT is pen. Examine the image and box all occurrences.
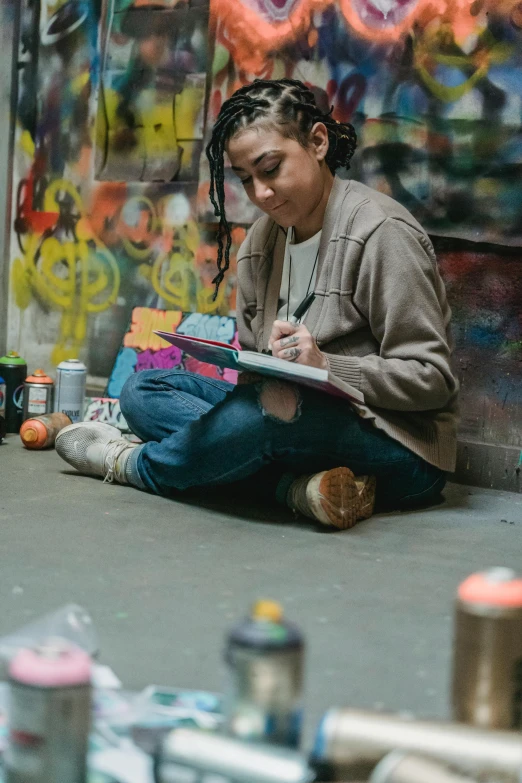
[264,292,316,354]
[289,291,315,324]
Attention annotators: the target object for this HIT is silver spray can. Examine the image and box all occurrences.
[310,708,522,782]
[22,369,54,421]
[54,359,87,423]
[225,600,305,748]
[369,752,480,783]
[155,727,316,783]
[452,567,522,730]
[5,639,92,783]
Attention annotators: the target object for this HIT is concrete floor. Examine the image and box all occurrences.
[1,434,521,746]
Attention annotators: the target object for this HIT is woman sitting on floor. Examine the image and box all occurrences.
[55,78,459,530]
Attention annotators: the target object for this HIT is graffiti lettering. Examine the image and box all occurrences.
[84,398,129,431]
[136,346,183,371]
[11,181,120,366]
[124,307,183,352]
[176,313,236,343]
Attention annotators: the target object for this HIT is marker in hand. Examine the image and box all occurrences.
[289,291,315,325]
[267,292,316,353]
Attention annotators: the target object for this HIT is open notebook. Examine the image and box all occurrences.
[155,330,364,404]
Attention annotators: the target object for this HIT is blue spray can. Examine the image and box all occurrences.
[224,600,305,749]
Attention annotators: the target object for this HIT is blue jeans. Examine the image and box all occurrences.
[120,370,446,511]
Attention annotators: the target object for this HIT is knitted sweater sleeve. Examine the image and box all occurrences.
[235,232,258,352]
[324,218,458,412]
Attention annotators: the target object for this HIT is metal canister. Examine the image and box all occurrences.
[225,600,305,748]
[452,567,522,730]
[20,412,72,450]
[154,727,316,783]
[23,369,54,420]
[54,359,87,423]
[369,752,479,783]
[0,352,27,433]
[5,639,92,783]
[310,708,522,782]
[0,375,6,417]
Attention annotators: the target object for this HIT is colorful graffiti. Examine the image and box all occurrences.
[84,396,130,431]
[201,0,522,244]
[11,179,120,365]
[8,0,242,377]
[437,243,522,448]
[6,0,522,465]
[96,0,208,182]
[107,307,239,397]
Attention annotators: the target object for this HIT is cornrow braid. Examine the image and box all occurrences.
[205,78,357,299]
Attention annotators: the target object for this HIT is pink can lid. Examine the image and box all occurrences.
[9,639,92,687]
[458,567,522,608]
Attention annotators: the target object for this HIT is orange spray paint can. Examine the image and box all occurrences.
[23,369,54,420]
[20,413,72,450]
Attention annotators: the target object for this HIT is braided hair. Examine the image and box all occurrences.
[205,78,357,298]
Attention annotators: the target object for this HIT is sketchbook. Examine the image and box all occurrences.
[155,330,364,404]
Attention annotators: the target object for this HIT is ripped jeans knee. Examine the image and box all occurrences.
[256,379,302,423]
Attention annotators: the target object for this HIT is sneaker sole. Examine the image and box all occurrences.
[316,467,360,530]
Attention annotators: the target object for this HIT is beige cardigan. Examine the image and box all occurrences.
[235,176,459,472]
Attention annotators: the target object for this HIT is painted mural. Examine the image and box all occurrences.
[7,0,244,377]
[5,0,522,457]
[106,306,239,398]
[201,0,522,243]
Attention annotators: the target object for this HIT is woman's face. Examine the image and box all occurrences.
[226,124,330,231]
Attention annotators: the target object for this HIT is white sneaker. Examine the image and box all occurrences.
[55,422,136,484]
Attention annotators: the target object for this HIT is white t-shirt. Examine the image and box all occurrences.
[276,228,321,323]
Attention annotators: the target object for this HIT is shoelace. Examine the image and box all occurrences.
[103,440,132,484]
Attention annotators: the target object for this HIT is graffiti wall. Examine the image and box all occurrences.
[5,0,522,466]
[107,306,239,397]
[7,0,245,377]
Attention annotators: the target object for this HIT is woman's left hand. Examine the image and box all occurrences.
[269,320,328,370]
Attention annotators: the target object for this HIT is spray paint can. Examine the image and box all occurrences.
[0,352,27,433]
[20,412,72,450]
[22,369,54,421]
[369,752,480,783]
[225,600,305,748]
[0,375,6,443]
[154,727,316,783]
[452,567,522,730]
[54,359,87,423]
[5,639,92,783]
[0,375,6,417]
[310,709,522,782]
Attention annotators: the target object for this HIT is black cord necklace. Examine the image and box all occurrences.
[286,228,320,322]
